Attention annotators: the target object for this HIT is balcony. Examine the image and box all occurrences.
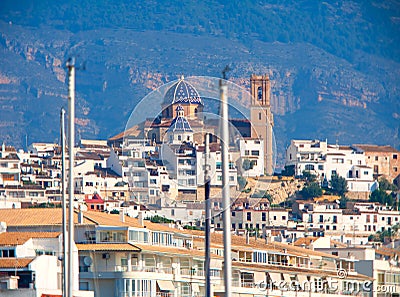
[120,292,173,297]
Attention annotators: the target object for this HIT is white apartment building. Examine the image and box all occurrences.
[0,230,92,297]
[238,138,265,177]
[286,139,377,192]
[75,169,128,199]
[0,152,20,187]
[213,206,290,231]
[297,200,400,245]
[196,143,237,187]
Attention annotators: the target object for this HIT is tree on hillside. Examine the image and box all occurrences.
[302,170,317,183]
[370,189,394,206]
[379,177,398,191]
[282,165,295,177]
[330,174,348,197]
[300,182,323,199]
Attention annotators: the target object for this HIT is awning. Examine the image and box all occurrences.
[210,258,222,269]
[283,273,292,284]
[268,272,282,283]
[254,271,265,283]
[192,283,200,293]
[157,280,175,291]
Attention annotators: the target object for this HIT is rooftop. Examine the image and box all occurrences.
[353,144,399,153]
[0,232,60,246]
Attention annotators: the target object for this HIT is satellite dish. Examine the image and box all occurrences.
[83,256,93,266]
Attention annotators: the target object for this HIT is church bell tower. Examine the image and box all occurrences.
[250,74,274,175]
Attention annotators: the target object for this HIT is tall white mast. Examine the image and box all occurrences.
[66,57,75,297]
[220,75,232,297]
[60,108,67,297]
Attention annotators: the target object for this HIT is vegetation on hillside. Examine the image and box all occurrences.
[1,0,399,63]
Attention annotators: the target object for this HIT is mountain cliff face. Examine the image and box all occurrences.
[0,0,399,163]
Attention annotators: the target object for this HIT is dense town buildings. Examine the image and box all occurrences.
[0,75,399,296]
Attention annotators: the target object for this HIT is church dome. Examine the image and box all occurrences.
[164,76,203,105]
[167,105,193,133]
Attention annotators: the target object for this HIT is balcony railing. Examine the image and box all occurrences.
[120,292,173,297]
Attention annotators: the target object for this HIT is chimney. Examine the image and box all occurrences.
[138,211,144,226]
[246,230,250,244]
[120,209,125,223]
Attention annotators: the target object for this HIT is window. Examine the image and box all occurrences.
[333,226,337,230]
[259,112,262,120]
[318,165,324,170]
[232,211,235,217]
[394,154,398,160]
[375,156,378,161]
[262,212,266,221]
[394,167,398,172]
[282,216,286,220]
[273,216,277,220]
[244,150,249,156]
[251,150,259,156]
[0,249,15,257]
[305,164,314,171]
[374,165,379,173]
[177,135,182,141]
[319,215,323,223]
[247,212,251,221]
[257,86,262,100]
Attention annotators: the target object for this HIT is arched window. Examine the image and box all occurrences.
[257,86,262,100]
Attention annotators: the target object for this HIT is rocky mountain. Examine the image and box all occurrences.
[0,0,399,164]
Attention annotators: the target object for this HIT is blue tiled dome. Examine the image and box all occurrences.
[164,76,203,105]
[167,106,193,133]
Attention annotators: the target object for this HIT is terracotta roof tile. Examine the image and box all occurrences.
[293,237,319,246]
[0,209,94,226]
[353,144,399,153]
[0,258,34,268]
[0,232,60,246]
